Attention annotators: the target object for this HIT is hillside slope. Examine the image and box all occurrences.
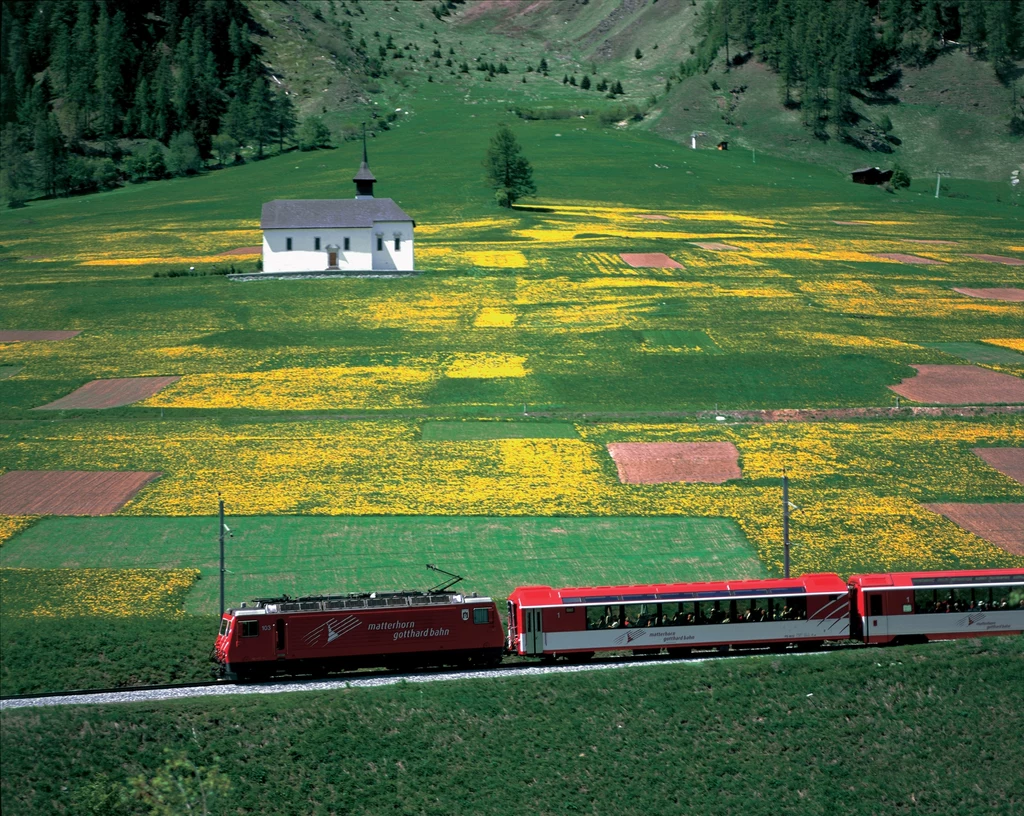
[245,0,1020,182]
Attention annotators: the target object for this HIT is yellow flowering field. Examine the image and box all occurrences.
[0,568,199,617]
[1,417,1021,575]
[446,353,529,378]
[0,516,37,547]
[985,339,1024,353]
[143,364,437,410]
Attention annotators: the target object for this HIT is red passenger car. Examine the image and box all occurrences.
[849,568,1024,646]
[506,573,851,660]
[213,589,504,681]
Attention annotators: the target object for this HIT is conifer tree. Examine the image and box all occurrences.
[484,123,535,208]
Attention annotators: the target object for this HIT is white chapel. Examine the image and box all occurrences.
[260,136,415,274]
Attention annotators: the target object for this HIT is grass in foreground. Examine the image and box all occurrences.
[1,637,1021,815]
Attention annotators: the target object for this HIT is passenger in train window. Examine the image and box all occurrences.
[708,601,726,624]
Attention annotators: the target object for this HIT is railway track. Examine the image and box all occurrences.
[0,647,836,710]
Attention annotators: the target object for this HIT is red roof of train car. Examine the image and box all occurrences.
[849,568,1024,589]
[509,573,847,607]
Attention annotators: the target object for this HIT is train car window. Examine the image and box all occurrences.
[704,600,727,624]
[586,607,610,630]
[992,585,1016,609]
[914,590,936,613]
[741,599,768,622]
[473,607,490,624]
[624,604,652,628]
[777,596,809,620]
[219,619,230,636]
[240,620,259,638]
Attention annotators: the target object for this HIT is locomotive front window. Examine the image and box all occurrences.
[240,620,259,638]
[473,607,490,624]
[219,619,230,636]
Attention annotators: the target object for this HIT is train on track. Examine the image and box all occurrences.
[212,566,1024,681]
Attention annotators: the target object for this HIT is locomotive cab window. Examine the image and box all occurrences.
[473,607,490,624]
[240,620,259,638]
[219,619,230,636]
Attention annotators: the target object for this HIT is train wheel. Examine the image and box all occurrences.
[566,652,594,664]
[716,644,730,655]
[667,647,692,658]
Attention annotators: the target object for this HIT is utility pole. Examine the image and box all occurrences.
[219,497,226,617]
[934,169,948,199]
[782,468,790,579]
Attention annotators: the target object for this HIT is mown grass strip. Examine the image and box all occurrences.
[923,341,1024,365]
[420,420,580,440]
[0,516,763,615]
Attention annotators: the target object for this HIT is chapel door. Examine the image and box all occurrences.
[327,251,338,268]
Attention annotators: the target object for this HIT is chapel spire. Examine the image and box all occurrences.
[353,122,376,199]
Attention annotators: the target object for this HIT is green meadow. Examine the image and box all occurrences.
[2,636,1022,815]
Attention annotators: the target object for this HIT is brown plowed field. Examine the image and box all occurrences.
[923,503,1024,555]
[0,471,161,515]
[218,246,262,255]
[607,441,741,484]
[34,376,181,410]
[619,253,683,269]
[973,448,1024,485]
[691,242,742,251]
[0,330,81,342]
[871,253,944,265]
[965,254,1024,266]
[953,288,1024,302]
[889,365,1024,404]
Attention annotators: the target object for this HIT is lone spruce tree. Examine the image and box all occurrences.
[485,124,536,208]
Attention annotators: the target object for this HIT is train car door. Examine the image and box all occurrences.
[866,593,887,642]
[275,618,286,658]
[524,608,544,655]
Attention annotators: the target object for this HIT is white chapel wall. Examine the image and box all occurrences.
[263,228,372,272]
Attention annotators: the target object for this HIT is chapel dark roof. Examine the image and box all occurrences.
[353,161,376,182]
[260,199,414,229]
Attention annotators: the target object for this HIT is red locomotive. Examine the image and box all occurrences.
[213,567,502,681]
[213,567,1024,680]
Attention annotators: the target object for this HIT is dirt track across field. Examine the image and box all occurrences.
[634,214,671,221]
[691,242,742,251]
[0,330,81,342]
[965,254,1024,266]
[34,376,181,410]
[953,288,1024,302]
[619,253,683,269]
[889,365,1024,404]
[923,503,1024,555]
[905,239,958,245]
[607,441,741,484]
[973,448,1024,485]
[871,253,944,265]
[218,246,262,255]
[0,471,162,515]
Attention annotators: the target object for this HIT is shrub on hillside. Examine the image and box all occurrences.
[298,117,332,151]
[891,163,911,189]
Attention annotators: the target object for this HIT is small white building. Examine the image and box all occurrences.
[260,142,415,274]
